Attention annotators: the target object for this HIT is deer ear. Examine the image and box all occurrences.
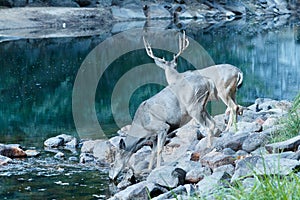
[119,139,126,150]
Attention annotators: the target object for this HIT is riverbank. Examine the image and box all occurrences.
[1,97,299,199]
[0,0,299,39]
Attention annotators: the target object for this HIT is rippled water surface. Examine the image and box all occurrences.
[0,19,299,199]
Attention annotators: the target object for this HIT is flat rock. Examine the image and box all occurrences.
[25,150,40,157]
[231,155,300,182]
[265,135,300,153]
[200,150,235,169]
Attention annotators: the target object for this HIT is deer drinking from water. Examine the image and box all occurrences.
[143,31,245,131]
[109,39,220,180]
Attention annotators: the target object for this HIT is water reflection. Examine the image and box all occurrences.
[0,24,300,146]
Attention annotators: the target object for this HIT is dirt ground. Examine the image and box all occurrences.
[0,7,114,39]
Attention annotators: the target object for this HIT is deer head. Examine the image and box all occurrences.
[143,31,189,70]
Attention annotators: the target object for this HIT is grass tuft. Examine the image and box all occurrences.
[271,92,300,143]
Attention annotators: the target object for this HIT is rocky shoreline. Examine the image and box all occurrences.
[0,0,299,39]
[2,97,299,199]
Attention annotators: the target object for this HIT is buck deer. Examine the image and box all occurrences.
[143,31,245,131]
[109,49,219,180]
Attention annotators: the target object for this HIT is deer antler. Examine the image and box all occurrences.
[143,31,190,65]
[143,36,168,65]
[173,31,189,61]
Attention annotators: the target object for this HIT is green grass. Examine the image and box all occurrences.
[212,172,300,200]
[270,92,300,143]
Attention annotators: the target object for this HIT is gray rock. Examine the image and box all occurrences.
[93,139,111,161]
[44,137,64,148]
[213,164,235,176]
[231,155,300,182]
[242,132,269,152]
[147,166,180,188]
[54,152,64,159]
[65,138,77,148]
[251,147,269,156]
[79,153,94,163]
[69,156,78,162]
[265,135,300,153]
[222,148,236,155]
[145,4,171,19]
[0,155,12,165]
[185,168,210,183]
[196,171,231,197]
[112,5,146,20]
[229,121,262,133]
[221,132,249,151]
[242,178,256,191]
[175,124,199,143]
[235,150,249,157]
[152,185,187,200]
[81,140,95,153]
[117,169,134,189]
[129,146,151,174]
[109,181,155,200]
[200,150,235,169]
[56,134,74,143]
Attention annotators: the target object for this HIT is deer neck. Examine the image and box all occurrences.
[165,67,180,85]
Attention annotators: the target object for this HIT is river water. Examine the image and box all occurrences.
[0,19,299,199]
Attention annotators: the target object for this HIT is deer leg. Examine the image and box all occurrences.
[148,139,157,170]
[156,129,167,168]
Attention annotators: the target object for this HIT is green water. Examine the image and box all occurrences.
[0,21,299,199]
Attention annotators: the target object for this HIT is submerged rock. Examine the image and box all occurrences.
[0,144,26,158]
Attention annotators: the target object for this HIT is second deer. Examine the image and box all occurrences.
[144,31,245,131]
